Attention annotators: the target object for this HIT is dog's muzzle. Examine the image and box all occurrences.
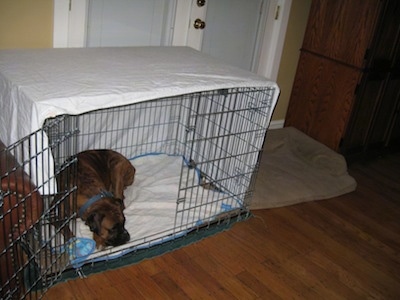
[106,229,130,247]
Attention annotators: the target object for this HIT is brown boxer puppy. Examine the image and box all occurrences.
[75,149,135,249]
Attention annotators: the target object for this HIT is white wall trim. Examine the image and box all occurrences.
[53,0,88,48]
[68,0,89,47]
[171,1,189,46]
[269,119,285,129]
[53,0,69,47]
[257,0,292,81]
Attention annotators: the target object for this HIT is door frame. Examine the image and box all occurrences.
[53,0,291,80]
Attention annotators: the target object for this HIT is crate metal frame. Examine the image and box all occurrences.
[1,86,275,298]
[1,125,77,299]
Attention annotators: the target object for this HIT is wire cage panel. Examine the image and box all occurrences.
[1,122,78,299]
[1,86,276,298]
[44,86,274,256]
[176,87,274,230]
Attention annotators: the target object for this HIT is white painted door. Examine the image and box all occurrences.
[86,0,175,47]
[187,0,268,72]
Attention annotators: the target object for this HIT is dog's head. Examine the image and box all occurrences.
[83,198,130,248]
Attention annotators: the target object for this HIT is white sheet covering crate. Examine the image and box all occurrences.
[0,46,278,145]
[0,46,279,190]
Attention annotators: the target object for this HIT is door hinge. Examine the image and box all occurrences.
[275,5,281,20]
[69,0,72,11]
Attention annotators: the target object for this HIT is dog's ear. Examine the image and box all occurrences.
[85,211,104,235]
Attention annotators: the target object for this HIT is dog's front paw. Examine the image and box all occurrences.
[93,235,107,250]
[96,244,106,251]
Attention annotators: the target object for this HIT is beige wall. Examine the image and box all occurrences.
[0,0,53,49]
[274,0,311,121]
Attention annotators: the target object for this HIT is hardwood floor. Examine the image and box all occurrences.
[43,153,400,299]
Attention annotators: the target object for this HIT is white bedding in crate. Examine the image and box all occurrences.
[73,153,241,264]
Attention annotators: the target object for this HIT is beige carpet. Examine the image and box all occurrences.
[251,127,357,209]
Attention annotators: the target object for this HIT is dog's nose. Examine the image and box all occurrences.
[122,229,130,242]
[109,229,130,247]
[118,233,130,246]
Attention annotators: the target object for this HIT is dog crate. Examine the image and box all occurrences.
[0,46,279,299]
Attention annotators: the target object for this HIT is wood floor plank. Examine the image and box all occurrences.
[235,270,281,299]
[68,275,108,300]
[138,258,163,277]
[306,250,382,300]
[154,252,216,299]
[319,198,400,256]
[151,271,189,299]
[119,266,170,299]
[321,200,400,263]
[261,257,323,299]
[288,252,363,300]
[174,256,237,299]
[40,281,77,300]
[270,206,400,299]
[290,202,400,279]
[79,271,132,299]
[192,253,258,299]
[245,258,305,299]
[258,212,346,299]
[184,235,246,276]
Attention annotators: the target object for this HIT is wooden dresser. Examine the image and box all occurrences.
[285,0,400,160]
